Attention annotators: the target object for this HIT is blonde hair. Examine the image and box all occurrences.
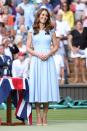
[14,35,22,45]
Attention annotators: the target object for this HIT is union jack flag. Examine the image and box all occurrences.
[0,77,32,125]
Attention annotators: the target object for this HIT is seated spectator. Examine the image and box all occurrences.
[14,15,25,30]
[2,37,13,59]
[68,20,87,83]
[53,0,68,14]
[14,15,28,45]
[15,0,35,29]
[74,0,86,20]
[0,44,12,77]
[2,5,15,28]
[55,10,70,83]
[4,0,16,16]
[82,2,87,27]
[8,35,19,60]
[12,52,30,78]
[0,0,6,7]
[14,35,26,53]
[5,0,22,7]
[60,1,74,30]
[37,0,53,16]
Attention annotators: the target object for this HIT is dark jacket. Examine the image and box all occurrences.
[0,55,12,77]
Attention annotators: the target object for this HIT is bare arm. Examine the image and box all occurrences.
[68,34,73,51]
[27,32,59,61]
[48,32,59,57]
[68,34,80,53]
[26,32,38,57]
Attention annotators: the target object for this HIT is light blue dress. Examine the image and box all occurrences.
[29,28,60,103]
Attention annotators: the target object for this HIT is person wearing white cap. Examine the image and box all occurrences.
[12,52,30,78]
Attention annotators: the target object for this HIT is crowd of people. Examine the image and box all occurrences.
[0,0,87,125]
[0,0,87,83]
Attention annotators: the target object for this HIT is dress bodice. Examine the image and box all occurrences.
[30,29,53,52]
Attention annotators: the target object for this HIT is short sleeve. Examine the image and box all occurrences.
[28,27,34,37]
[70,30,75,36]
[29,27,34,33]
[50,29,55,37]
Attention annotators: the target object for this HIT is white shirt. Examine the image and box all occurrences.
[4,47,12,60]
[55,20,70,38]
[12,58,30,78]
[55,20,70,46]
[18,45,26,53]
[55,20,70,55]
[76,3,86,11]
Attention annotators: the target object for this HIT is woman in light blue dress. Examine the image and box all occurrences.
[27,8,60,125]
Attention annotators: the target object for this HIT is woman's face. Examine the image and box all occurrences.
[39,10,48,24]
[76,21,83,30]
[62,3,68,11]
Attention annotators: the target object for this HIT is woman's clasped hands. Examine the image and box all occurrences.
[37,52,50,61]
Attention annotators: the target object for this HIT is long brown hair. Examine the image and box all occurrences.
[33,8,53,35]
